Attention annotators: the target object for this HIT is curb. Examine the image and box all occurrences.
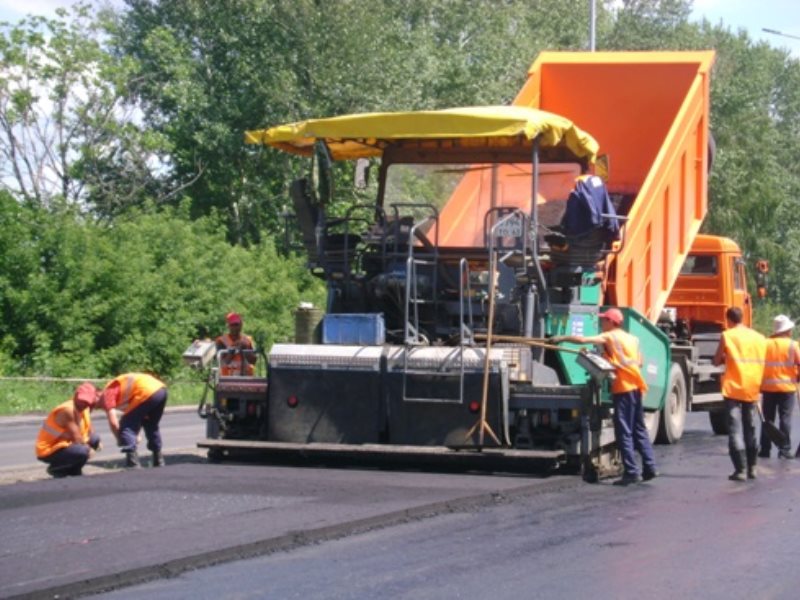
[0,404,199,427]
[7,473,581,600]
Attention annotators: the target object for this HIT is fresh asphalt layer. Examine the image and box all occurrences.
[0,459,579,599]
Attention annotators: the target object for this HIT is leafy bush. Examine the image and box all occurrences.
[0,194,324,378]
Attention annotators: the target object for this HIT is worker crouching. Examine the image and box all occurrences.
[97,372,168,469]
[35,382,102,478]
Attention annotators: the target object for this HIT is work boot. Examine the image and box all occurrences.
[729,450,746,481]
[642,468,660,482]
[46,465,69,479]
[613,473,642,486]
[746,448,758,478]
[758,448,770,459]
[731,449,746,471]
[124,451,141,469]
[152,451,165,468]
[745,448,758,469]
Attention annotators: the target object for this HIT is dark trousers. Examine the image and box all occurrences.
[613,389,657,476]
[39,432,101,476]
[761,391,794,453]
[726,399,757,471]
[119,388,168,453]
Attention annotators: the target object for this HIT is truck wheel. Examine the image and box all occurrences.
[657,364,687,444]
[643,410,660,444]
[709,410,729,435]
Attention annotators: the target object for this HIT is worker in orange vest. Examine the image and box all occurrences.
[35,382,102,478]
[216,312,256,376]
[553,307,658,486]
[97,372,168,468]
[713,306,767,481]
[759,314,800,459]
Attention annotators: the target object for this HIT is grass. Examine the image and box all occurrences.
[0,379,206,416]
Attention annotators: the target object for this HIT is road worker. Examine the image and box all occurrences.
[552,307,658,486]
[97,372,168,468]
[215,312,256,376]
[759,314,799,459]
[712,306,767,481]
[35,382,101,478]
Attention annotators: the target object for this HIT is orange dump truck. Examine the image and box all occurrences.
[201,51,747,478]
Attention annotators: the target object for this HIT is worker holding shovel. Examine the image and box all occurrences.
[759,314,800,459]
[552,307,657,486]
[712,307,767,481]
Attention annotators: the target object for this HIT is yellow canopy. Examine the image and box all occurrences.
[244,105,598,162]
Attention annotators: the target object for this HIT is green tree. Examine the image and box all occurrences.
[115,0,596,242]
[0,2,167,215]
[699,26,800,315]
[0,193,323,377]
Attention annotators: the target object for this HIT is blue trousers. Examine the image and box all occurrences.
[613,389,657,477]
[726,398,757,470]
[39,432,101,476]
[119,388,168,453]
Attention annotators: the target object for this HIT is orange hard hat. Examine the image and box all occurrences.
[598,308,624,326]
[73,382,98,408]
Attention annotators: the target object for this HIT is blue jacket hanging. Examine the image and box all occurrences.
[561,175,620,242]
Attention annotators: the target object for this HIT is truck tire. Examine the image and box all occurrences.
[657,364,687,444]
[709,410,729,435]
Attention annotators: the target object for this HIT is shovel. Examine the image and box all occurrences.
[756,402,789,449]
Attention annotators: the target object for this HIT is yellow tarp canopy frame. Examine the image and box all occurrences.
[244,105,598,163]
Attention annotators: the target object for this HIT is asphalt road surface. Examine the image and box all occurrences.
[2,411,800,599]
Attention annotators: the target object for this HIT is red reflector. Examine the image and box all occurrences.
[468,401,480,413]
[541,411,550,426]
[287,395,299,408]
[247,402,257,416]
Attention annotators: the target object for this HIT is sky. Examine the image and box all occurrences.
[691,0,800,57]
[0,0,798,57]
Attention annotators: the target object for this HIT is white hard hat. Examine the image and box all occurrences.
[773,314,795,335]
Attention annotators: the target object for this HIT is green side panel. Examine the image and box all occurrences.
[620,307,671,412]
[578,278,602,305]
[546,306,598,385]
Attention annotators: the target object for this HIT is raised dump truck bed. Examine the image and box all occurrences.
[514,51,715,322]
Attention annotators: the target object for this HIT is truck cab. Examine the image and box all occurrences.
[658,234,752,436]
[666,234,752,333]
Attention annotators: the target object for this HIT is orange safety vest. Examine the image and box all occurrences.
[721,326,766,402]
[107,373,166,414]
[218,333,255,376]
[761,337,799,393]
[602,329,648,394]
[35,400,92,459]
